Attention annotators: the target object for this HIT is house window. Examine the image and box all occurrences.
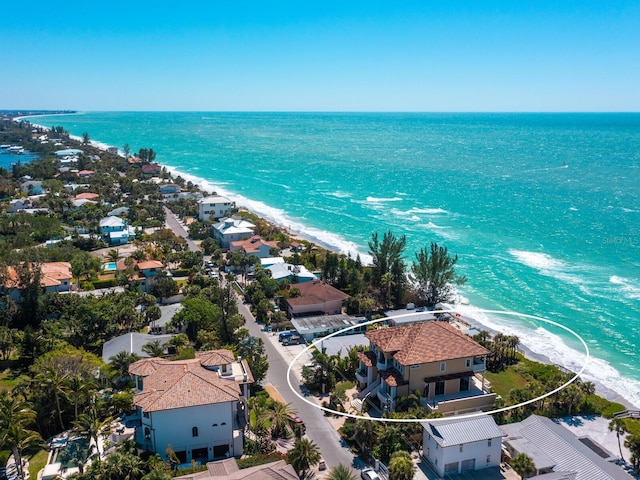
[410,364,420,369]
[487,455,491,463]
[466,358,471,368]
[192,427,199,437]
[423,384,430,398]
[144,427,151,440]
[435,381,445,395]
[459,445,463,453]
[440,362,446,372]
[488,439,492,447]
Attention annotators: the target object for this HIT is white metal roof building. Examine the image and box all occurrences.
[422,414,504,477]
[501,414,633,480]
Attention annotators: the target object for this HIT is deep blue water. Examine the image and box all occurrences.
[25,112,640,406]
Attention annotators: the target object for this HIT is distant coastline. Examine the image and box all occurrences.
[18,114,637,403]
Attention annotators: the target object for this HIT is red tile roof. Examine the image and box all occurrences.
[130,357,242,412]
[365,321,489,366]
[357,350,377,367]
[196,349,236,367]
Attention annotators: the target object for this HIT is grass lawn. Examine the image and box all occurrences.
[485,367,528,398]
[0,368,23,392]
[27,448,48,479]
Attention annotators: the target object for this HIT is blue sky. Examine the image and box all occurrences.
[2,1,639,111]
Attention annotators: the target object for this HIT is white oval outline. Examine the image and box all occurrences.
[286,309,590,422]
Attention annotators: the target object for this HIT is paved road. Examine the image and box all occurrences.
[162,208,359,475]
[236,298,359,475]
[164,206,199,252]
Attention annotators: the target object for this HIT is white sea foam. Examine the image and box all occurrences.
[507,249,592,288]
[457,306,640,408]
[610,275,640,300]
[391,207,448,216]
[327,191,351,199]
[164,166,374,264]
[366,196,403,203]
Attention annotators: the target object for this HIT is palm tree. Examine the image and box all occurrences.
[269,401,295,438]
[107,249,121,263]
[625,434,640,474]
[326,464,357,480]
[123,143,130,160]
[142,340,165,358]
[73,403,113,460]
[287,437,321,476]
[561,384,584,415]
[354,419,379,453]
[66,373,97,421]
[388,450,414,480]
[0,391,43,480]
[109,351,140,387]
[38,366,70,431]
[609,418,627,461]
[511,453,536,479]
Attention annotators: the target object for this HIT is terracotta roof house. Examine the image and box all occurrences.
[2,262,73,301]
[141,163,162,176]
[229,235,278,258]
[174,458,297,480]
[74,192,100,201]
[355,321,494,415]
[128,350,253,464]
[77,170,95,178]
[286,280,349,316]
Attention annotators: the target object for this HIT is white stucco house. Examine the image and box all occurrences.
[212,217,255,248]
[128,350,253,465]
[422,415,504,477]
[198,195,234,221]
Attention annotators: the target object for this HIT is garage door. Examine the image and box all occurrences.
[461,458,476,471]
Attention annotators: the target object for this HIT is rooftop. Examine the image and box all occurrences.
[365,321,489,366]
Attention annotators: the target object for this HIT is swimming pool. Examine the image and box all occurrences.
[102,262,118,272]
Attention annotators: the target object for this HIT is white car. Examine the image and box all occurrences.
[361,468,381,480]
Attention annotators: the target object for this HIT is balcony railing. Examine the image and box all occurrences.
[355,368,368,383]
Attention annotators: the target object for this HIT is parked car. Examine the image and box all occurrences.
[318,459,326,470]
[291,413,306,432]
[279,331,294,342]
[282,335,301,346]
[361,468,381,480]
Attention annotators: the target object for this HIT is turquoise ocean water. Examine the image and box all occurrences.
[25,112,640,406]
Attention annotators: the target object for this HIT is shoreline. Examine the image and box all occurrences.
[17,115,640,411]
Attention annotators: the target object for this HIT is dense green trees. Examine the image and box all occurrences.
[511,453,536,479]
[411,242,467,307]
[368,231,407,309]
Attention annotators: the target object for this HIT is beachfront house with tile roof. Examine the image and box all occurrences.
[212,217,254,248]
[128,350,253,465]
[355,321,495,414]
[421,415,504,477]
[99,215,137,245]
[198,195,234,221]
[141,163,162,176]
[229,235,278,258]
[1,262,73,302]
[501,414,634,480]
[286,279,349,317]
